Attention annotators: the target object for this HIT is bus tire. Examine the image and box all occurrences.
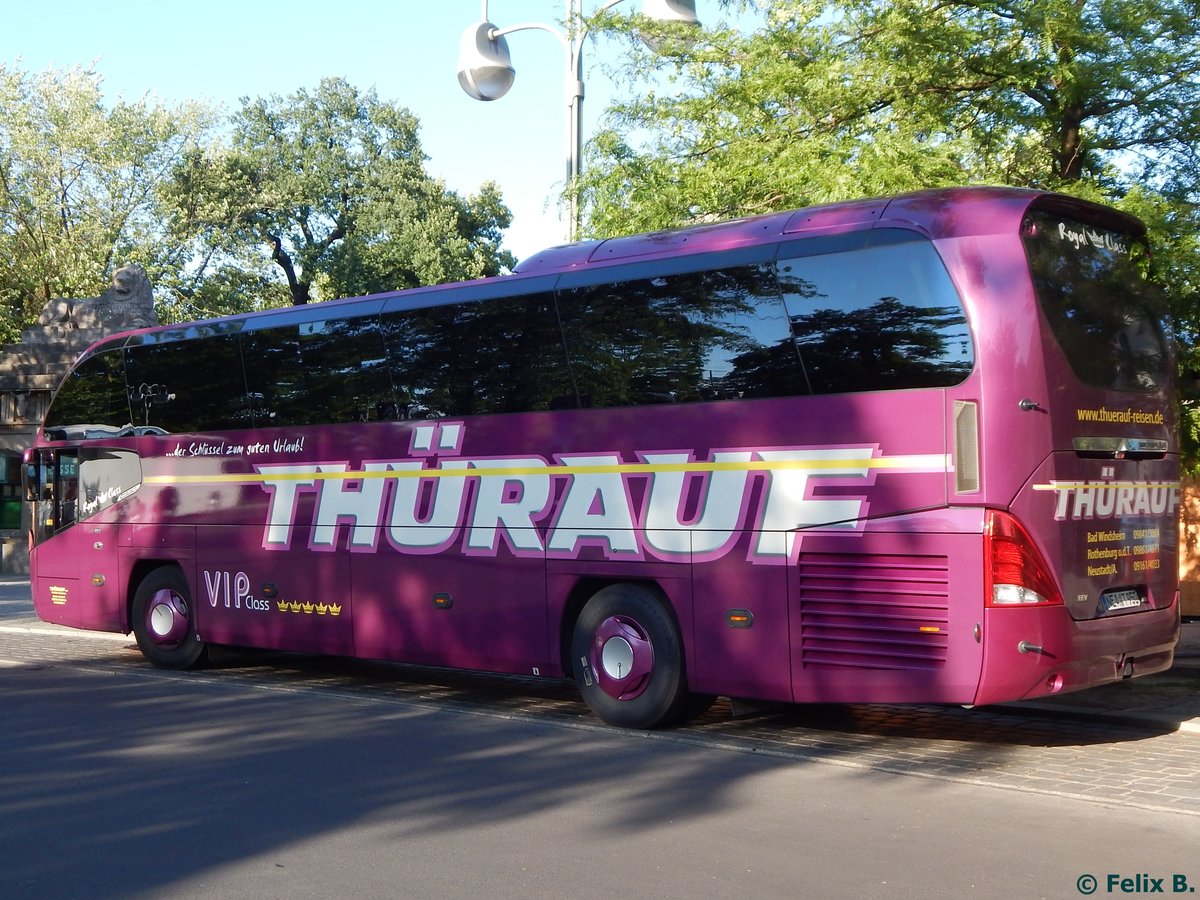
[570,583,690,729]
[131,567,207,670]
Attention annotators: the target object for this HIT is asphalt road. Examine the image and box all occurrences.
[2,581,1199,899]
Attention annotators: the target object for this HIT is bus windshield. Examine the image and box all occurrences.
[1022,209,1170,393]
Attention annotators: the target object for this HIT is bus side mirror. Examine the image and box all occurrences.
[23,463,39,502]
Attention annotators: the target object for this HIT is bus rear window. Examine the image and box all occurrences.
[1022,210,1169,393]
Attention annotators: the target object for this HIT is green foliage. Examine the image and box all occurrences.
[0,65,213,339]
[1118,188,1200,474]
[166,78,514,308]
[581,0,1200,233]
[583,0,1200,466]
[0,66,514,336]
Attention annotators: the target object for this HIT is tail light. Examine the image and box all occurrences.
[985,510,1063,607]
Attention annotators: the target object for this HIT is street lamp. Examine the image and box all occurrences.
[457,0,700,242]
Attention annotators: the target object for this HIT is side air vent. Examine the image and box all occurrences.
[798,552,951,670]
[954,400,980,493]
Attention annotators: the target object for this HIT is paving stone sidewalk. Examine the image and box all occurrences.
[1016,620,1200,732]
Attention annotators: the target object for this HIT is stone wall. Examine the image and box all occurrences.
[0,265,156,572]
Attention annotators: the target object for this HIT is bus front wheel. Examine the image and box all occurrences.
[571,584,690,729]
[131,567,207,670]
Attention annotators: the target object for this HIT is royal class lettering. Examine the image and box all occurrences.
[80,485,123,517]
[1057,221,1128,254]
[252,441,941,566]
[1040,481,1181,522]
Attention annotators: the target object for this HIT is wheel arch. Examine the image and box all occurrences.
[125,558,188,633]
[557,576,680,678]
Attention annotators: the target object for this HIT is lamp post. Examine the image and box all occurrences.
[457,0,700,243]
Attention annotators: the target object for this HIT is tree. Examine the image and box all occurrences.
[167,78,514,313]
[0,65,212,339]
[583,0,1200,462]
[582,1,1200,232]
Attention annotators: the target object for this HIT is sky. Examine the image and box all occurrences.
[0,0,759,263]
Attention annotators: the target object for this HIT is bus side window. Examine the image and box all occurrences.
[380,293,570,417]
[297,318,396,424]
[776,238,974,394]
[124,336,249,433]
[50,451,79,534]
[240,328,304,426]
[555,265,794,407]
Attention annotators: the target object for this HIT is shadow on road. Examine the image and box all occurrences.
[1,634,1195,898]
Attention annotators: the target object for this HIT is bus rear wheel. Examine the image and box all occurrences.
[131,567,207,670]
[571,584,690,729]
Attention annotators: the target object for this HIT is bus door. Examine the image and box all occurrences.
[28,448,78,625]
[27,447,130,630]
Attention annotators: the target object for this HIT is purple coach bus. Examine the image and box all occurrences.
[25,187,1180,728]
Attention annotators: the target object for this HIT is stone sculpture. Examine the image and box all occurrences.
[37,263,157,332]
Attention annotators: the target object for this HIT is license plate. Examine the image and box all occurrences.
[1101,589,1144,612]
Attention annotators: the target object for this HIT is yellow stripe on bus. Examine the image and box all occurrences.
[143,453,952,485]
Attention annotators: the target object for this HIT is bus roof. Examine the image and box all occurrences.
[513,186,1144,273]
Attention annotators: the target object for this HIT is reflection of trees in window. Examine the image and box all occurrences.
[301,318,396,422]
[241,329,301,425]
[124,336,249,432]
[43,351,132,436]
[46,239,984,437]
[243,318,395,425]
[720,274,817,398]
[763,241,974,395]
[382,293,573,417]
[1023,213,1168,393]
[556,266,786,407]
[784,299,973,393]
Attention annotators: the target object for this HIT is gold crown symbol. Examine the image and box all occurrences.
[329,603,343,616]
[301,602,315,614]
[289,601,302,613]
[316,603,328,615]
[276,601,290,613]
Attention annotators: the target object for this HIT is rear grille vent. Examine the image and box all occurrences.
[798,552,951,670]
[954,400,980,493]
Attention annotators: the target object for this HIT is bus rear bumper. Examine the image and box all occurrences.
[972,596,1180,707]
